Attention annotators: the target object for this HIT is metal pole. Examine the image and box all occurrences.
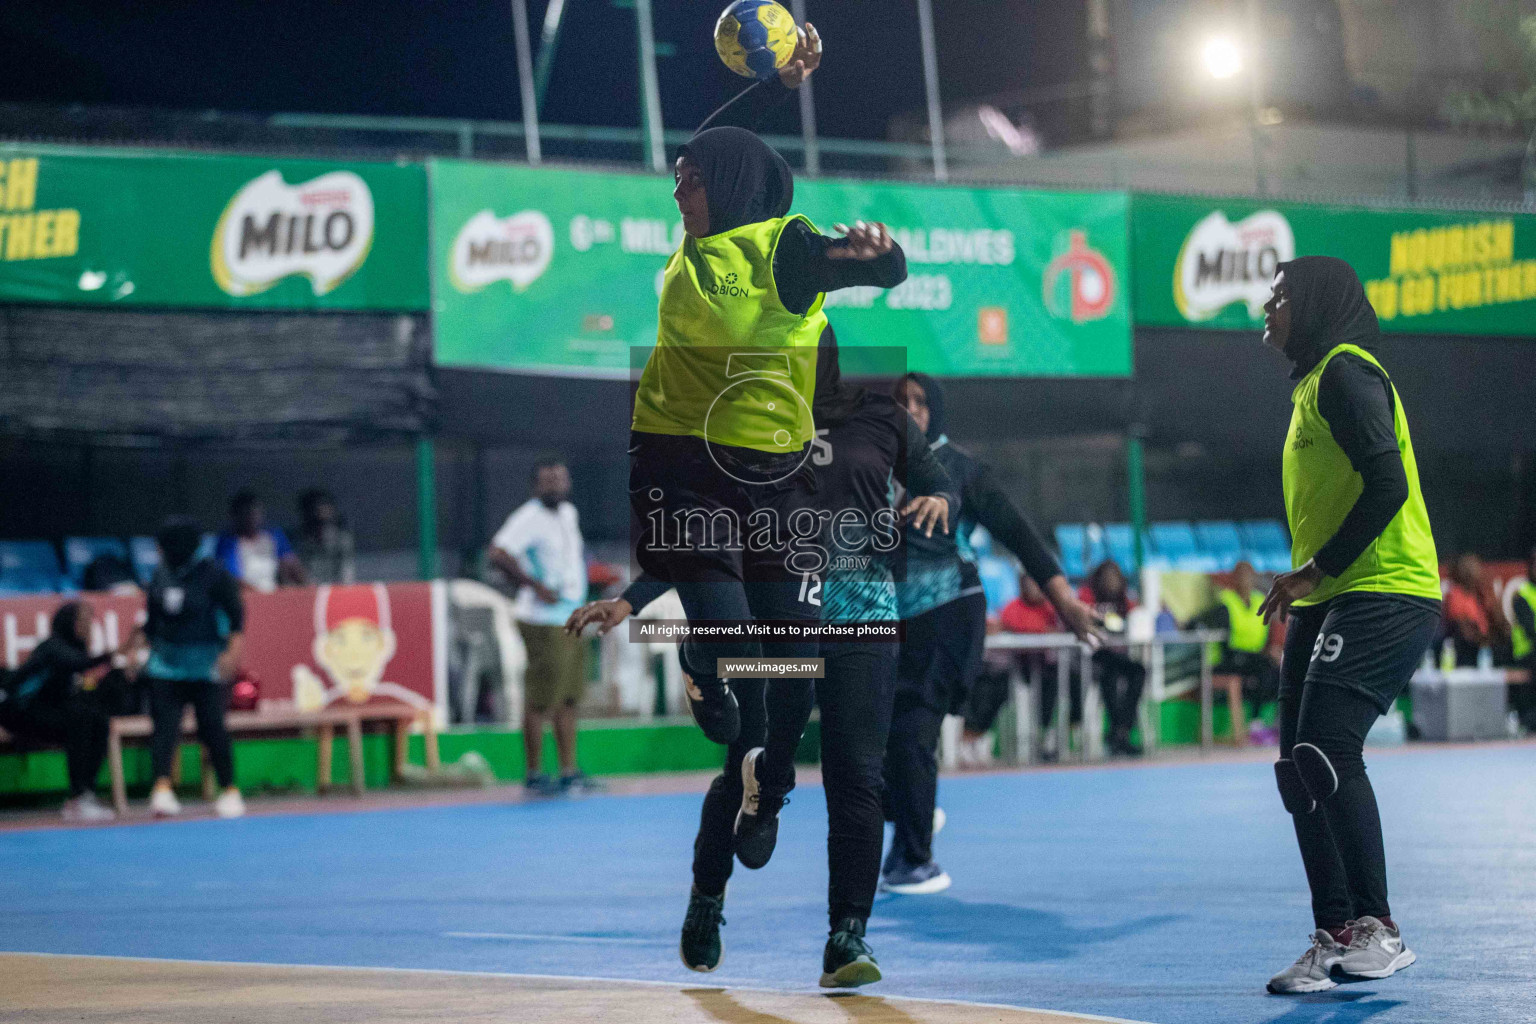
[1127,427,1146,574]
[1199,641,1214,753]
[1246,0,1266,195]
[915,0,948,181]
[634,0,667,172]
[1055,652,1071,762]
[789,0,820,175]
[533,0,569,113]
[416,435,439,581]
[510,0,542,164]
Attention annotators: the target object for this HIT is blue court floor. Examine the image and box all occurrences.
[3,744,1535,1024]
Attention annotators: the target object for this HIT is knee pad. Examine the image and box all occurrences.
[1274,758,1315,815]
[1292,741,1339,803]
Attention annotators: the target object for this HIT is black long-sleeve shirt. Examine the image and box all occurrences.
[1311,354,1411,579]
[2,637,110,712]
[904,437,1062,589]
[695,77,907,315]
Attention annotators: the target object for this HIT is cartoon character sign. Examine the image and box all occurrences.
[292,584,431,712]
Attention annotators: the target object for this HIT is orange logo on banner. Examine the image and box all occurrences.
[978,307,1009,345]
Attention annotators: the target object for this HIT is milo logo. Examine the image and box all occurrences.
[1173,210,1295,321]
[211,170,375,297]
[450,209,555,293]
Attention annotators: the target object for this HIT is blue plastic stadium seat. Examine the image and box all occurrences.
[129,536,161,582]
[976,552,1020,616]
[1054,524,1103,580]
[1195,520,1244,571]
[1240,519,1292,573]
[1103,523,1136,574]
[1148,521,1218,572]
[0,541,65,595]
[63,536,129,587]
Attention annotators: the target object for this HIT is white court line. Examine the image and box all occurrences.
[2,950,1157,1024]
[443,931,661,945]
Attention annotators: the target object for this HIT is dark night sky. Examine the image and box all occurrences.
[0,1,1087,140]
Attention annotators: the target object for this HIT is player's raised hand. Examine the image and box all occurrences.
[901,495,950,538]
[828,221,894,261]
[778,21,822,88]
[565,597,634,637]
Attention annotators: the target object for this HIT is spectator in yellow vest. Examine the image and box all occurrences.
[1196,561,1280,726]
[1510,546,1536,732]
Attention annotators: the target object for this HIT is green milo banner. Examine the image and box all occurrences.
[0,146,428,310]
[1133,193,1536,336]
[429,159,1131,377]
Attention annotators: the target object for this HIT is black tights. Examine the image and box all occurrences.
[1279,682,1391,929]
[0,698,109,798]
[148,678,235,789]
[692,643,896,929]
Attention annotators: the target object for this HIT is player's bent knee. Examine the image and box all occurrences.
[1274,758,1315,815]
[1292,741,1339,803]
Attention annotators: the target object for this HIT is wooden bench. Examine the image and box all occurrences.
[105,705,441,815]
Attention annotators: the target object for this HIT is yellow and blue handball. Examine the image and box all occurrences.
[715,1,799,81]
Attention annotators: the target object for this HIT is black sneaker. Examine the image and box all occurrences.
[685,674,741,745]
[880,858,952,895]
[559,771,605,794]
[820,917,882,988]
[1108,730,1143,758]
[679,886,726,972]
[734,748,790,870]
[524,772,561,797]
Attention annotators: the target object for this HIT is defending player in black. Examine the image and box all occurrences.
[1256,257,1442,994]
[882,373,1102,894]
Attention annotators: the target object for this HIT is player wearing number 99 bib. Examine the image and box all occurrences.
[1256,257,1443,995]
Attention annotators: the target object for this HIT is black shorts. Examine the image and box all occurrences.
[1282,592,1442,714]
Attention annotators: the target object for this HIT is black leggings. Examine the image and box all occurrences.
[0,698,109,798]
[883,594,986,868]
[148,678,235,789]
[1280,594,1440,929]
[693,642,897,929]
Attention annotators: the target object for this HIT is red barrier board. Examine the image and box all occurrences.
[0,583,442,715]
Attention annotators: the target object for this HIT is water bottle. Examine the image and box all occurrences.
[1439,639,1456,673]
[1477,646,1493,671]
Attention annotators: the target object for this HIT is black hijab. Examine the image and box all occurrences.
[1278,256,1379,377]
[895,372,947,444]
[680,127,794,236]
[811,326,866,427]
[157,515,203,572]
[49,601,87,653]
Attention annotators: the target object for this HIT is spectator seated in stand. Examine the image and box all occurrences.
[1078,560,1146,758]
[295,488,356,585]
[1190,560,1280,742]
[0,601,125,822]
[215,489,309,593]
[1443,553,1506,667]
[961,572,1064,764]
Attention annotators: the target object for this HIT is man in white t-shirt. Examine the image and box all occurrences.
[489,458,594,795]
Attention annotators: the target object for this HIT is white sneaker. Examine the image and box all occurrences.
[214,788,246,819]
[1267,930,1344,994]
[61,793,116,823]
[932,807,946,837]
[1335,916,1415,979]
[149,785,182,818]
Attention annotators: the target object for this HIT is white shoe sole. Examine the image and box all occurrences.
[881,871,952,896]
[733,747,763,839]
[1338,947,1416,980]
[1267,966,1340,995]
[819,956,881,989]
